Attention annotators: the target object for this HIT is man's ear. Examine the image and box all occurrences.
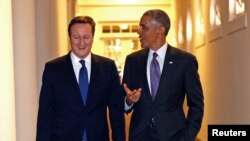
[157,26,165,34]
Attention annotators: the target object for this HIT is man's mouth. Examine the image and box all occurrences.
[79,46,86,49]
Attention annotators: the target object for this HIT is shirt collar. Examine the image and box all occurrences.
[149,43,168,59]
[70,51,91,65]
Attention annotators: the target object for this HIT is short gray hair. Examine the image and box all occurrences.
[143,9,171,36]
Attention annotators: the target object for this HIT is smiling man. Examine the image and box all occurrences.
[36,16,125,141]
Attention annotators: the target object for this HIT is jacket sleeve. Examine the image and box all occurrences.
[184,56,204,141]
[36,63,54,141]
[108,62,126,141]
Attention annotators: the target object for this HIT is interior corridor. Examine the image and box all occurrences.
[1,0,250,141]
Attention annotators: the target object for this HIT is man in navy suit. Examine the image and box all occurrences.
[122,9,204,141]
[36,16,125,141]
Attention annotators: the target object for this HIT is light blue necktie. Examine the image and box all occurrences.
[79,60,88,141]
[150,53,161,100]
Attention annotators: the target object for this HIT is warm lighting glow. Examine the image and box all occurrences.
[114,39,121,51]
[229,0,245,21]
[196,19,205,35]
[210,0,221,30]
[130,41,134,49]
[196,0,204,35]
[236,0,245,15]
[115,39,121,46]
[120,24,128,30]
[186,10,192,43]
[229,0,235,21]
[117,0,137,4]
[109,45,113,49]
[56,1,68,56]
[178,17,184,45]
[114,45,122,51]
[186,7,192,52]
[76,0,170,5]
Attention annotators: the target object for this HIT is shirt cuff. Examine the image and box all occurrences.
[124,96,133,111]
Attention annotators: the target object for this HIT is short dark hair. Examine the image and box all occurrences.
[68,16,96,36]
[143,9,171,36]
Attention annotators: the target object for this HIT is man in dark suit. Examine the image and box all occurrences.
[36,16,125,141]
[122,9,204,141]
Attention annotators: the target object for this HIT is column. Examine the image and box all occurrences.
[51,0,69,57]
[0,0,17,141]
[12,0,38,140]
[56,0,69,56]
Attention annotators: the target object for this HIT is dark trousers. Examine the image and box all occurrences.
[144,125,160,141]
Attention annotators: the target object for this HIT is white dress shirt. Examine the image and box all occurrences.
[70,52,91,83]
[124,43,168,111]
[147,43,167,93]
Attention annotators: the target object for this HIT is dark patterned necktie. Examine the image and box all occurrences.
[150,53,161,100]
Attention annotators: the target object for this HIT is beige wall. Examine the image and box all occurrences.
[176,0,250,141]
[36,0,72,91]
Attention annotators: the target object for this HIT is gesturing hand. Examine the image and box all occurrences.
[123,83,142,106]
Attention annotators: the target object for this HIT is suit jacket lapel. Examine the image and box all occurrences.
[140,49,154,101]
[64,53,86,111]
[84,54,100,111]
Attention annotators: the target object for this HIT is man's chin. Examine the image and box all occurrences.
[140,45,148,49]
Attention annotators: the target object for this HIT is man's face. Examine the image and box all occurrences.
[137,15,161,49]
[70,23,93,59]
